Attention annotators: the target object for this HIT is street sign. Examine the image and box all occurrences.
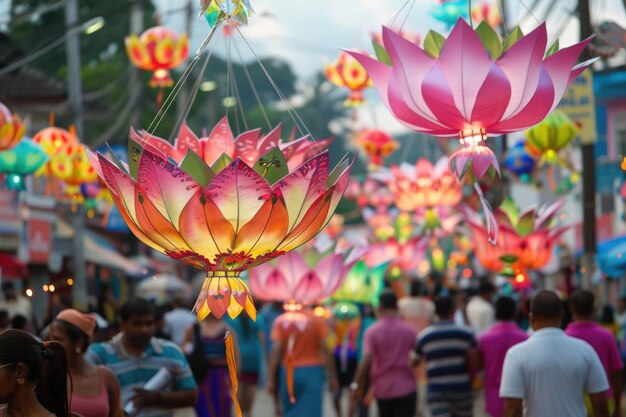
[557,70,597,145]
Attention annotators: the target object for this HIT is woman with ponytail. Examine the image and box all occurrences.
[0,329,70,417]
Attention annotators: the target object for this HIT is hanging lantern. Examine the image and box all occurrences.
[468,199,568,278]
[471,1,502,28]
[202,0,254,27]
[125,27,189,89]
[0,102,25,151]
[430,0,469,29]
[32,125,77,160]
[503,141,536,183]
[49,143,98,203]
[88,119,352,320]
[0,138,48,191]
[331,260,386,307]
[354,129,399,169]
[324,50,373,107]
[525,110,579,166]
[351,20,594,243]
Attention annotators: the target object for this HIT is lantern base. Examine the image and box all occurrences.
[193,270,257,321]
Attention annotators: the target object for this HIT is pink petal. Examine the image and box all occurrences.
[438,18,494,121]
[421,63,469,133]
[234,128,262,165]
[497,23,547,120]
[175,122,202,157]
[470,63,511,128]
[203,116,235,165]
[471,149,495,179]
[474,182,498,244]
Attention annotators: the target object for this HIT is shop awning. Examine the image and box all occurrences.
[0,252,26,280]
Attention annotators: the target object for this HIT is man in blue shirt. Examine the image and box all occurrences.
[86,297,198,417]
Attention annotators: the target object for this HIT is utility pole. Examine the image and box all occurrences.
[72,204,88,311]
[578,0,596,289]
[130,0,144,128]
[176,0,194,121]
[64,0,84,138]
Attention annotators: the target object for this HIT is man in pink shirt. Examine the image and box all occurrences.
[566,289,623,417]
[351,289,417,417]
[476,296,528,417]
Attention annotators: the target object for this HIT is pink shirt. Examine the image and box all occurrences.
[565,321,624,397]
[478,321,528,417]
[362,315,417,399]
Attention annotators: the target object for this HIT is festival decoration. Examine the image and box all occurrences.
[324,51,373,107]
[0,102,25,151]
[525,110,578,166]
[503,141,536,183]
[332,260,386,307]
[468,199,567,283]
[88,119,352,321]
[49,143,98,203]
[354,129,399,169]
[32,125,77,161]
[125,27,189,92]
[351,19,594,243]
[0,138,48,191]
[471,1,502,28]
[430,0,469,29]
[202,0,254,27]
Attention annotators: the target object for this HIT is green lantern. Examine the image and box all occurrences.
[331,260,386,307]
[0,138,48,191]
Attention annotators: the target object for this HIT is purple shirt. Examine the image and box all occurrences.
[565,321,624,397]
[362,315,417,399]
[478,321,528,417]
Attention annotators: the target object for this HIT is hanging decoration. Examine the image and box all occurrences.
[89,119,352,321]
[324,51,373,107]
[353,128,399,170]
[0,102,25,151]
[202,0,254,27]
[125,26,189,104]
[331,260,387,307]
[471,1,502,29]
[0,138,48,191]
[468,199,568,287]
[351,19,595,243]
[33,125,78,163]
[49,143,98,204]
[525,110,578,166]
[503,141,536,183]
[430,0,469,30]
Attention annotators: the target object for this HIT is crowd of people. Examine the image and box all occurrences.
[0,278,625,417]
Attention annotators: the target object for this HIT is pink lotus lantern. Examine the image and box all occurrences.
[468,199,568,278]
[350,19,595,243]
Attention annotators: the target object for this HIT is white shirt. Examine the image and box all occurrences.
[0,296,32,320]
[465,296,494,334]
[500,327,609,417]
[163,308,197,346]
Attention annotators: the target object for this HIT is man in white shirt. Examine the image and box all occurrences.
[0,282,32,321]
[163,297,196,346]
[500,290,609,417]
[466,281,495,335]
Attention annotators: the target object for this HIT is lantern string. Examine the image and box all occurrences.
[387,0,413,28]
[515,0,542,25]
[468,0,474,29]
[399,0,417,32]
[234,26,315,142]
[229,51,249,132]
[495,0,507,36]
[232,38,273,131]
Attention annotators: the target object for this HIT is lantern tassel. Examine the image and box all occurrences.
[225,331,242,417]
[474,183,498,245]
[286,333,296,404]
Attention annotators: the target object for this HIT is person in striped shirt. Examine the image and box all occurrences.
[415,295,477,417]
[86,297,198,417]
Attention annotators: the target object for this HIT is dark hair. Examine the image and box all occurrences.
[570,289,594,317]
[0,330,69,417]
[11,314,27,330]
[530,290,563,321]
[477,281,495,295]
[601,305,615,324]
[435,296,454,318]
[379,289,398,310]
[119,297,155,322]
[495,296,517,321]
[409,280,426,297]
[54,319,90,353]
[154,305,167,322]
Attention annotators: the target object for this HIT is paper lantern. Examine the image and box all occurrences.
[0,138,48,191]
[202,0,254,27]
[471,1,502,28]
[125,26,189,89]
[365,236,429,279]
[354,129,398,169]
[468,199,567,276]
[88,119,352,320]
[32,126,77,159]
[351,19,594,242]
[504,141,536,182]
[525,110,578,166]
[0,102,25,151]
[332,260,386,307]
[325,51,373,107]
[430,0,469,29]
[49,143,98,202]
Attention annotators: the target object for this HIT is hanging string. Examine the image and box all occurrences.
[229,61,249,132]
[495,0,507,35]
[468,0,474,29]
[387,0,413,28]
[226,31,236,132]
[232,39,273,130]
[234,27,316,141]
[516,0,542,24]
[399,0,416,32]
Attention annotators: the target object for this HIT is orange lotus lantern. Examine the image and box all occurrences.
[324,50,372,107]
[49,143,98,204]
[33,125,78,176]
[354,128,398,170]
[0,102,26,151]
[125,26,189,92]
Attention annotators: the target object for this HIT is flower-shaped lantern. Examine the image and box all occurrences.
[468,199,568,286]
[331,260,386,307]
[0,102,25,151]
[354,128,399,170]
[525,110,579,166]
[471,1,502,28]
[33,125,78,166]
[0,138,48,191]
[125,27,189,90]
[430,0,469,29]
[325,50,373,107]
[202,0,254,27]
[49,143,98,204]
[89,118,352,321]
[351,19,594,243]
[504,140,536,183]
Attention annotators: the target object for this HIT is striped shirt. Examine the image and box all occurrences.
[416,320,476,392]
[86,334,197,417]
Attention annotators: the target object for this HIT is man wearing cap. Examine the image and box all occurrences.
[86,297,198,417]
